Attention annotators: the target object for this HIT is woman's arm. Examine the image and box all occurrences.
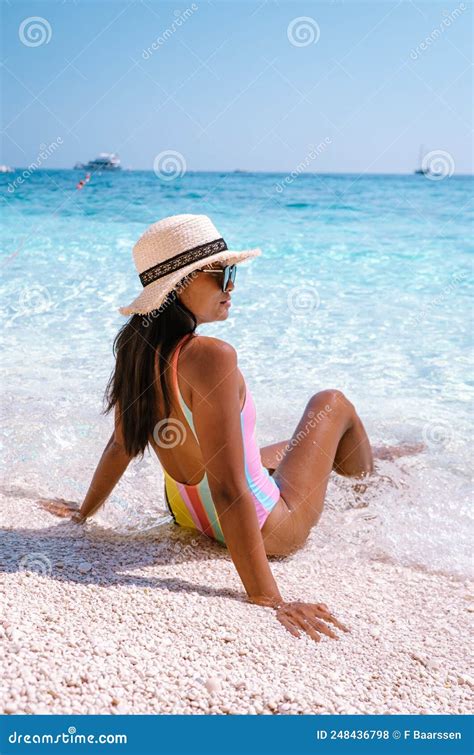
[77,405,132,519]
[212,487,283,606]
[191,338,283,606]
[38,407,132,522]
[190,339,348,641]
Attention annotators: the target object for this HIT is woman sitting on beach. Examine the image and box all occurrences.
[43,214,419,642]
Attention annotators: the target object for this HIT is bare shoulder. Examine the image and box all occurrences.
[185,335,236,365]
[182,335,238,388]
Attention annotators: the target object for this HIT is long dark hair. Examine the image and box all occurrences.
[104,290,197,458]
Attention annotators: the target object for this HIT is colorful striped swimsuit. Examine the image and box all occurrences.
[163,335,281,544]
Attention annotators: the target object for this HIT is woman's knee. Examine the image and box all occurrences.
[309,389,355,419]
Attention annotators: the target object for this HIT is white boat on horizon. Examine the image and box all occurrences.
[74,152,122,171]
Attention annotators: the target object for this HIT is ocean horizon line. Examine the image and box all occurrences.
[2,168,473,177]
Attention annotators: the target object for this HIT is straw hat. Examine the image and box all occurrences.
[119,214,261,316]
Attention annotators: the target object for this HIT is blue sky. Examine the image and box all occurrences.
[1,0,472,173]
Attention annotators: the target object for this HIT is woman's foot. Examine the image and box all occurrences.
[372,441,425,462]
[347,443,424,508]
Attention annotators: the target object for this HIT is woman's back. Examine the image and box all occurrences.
[151,333,281,543]
[150,334,246,484]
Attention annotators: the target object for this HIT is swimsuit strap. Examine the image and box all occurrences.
[171,333,190,386]
[170,333,198,435]
[170,332,246,430]
[170,333,194,393]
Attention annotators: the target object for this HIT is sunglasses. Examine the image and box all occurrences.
[199,264,237,292]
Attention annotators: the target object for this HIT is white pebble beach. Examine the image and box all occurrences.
[1,494,472,716]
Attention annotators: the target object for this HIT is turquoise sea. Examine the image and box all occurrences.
[1,170,472,578]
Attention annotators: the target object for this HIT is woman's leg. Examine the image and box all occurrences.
[261,390,373,555]
[261,434,424,476]
[260,440,291,475]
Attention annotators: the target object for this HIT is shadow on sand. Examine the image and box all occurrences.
[0,501,252,603]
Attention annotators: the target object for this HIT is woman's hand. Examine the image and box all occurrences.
[38,498,86,524]
[274,600,349,641]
